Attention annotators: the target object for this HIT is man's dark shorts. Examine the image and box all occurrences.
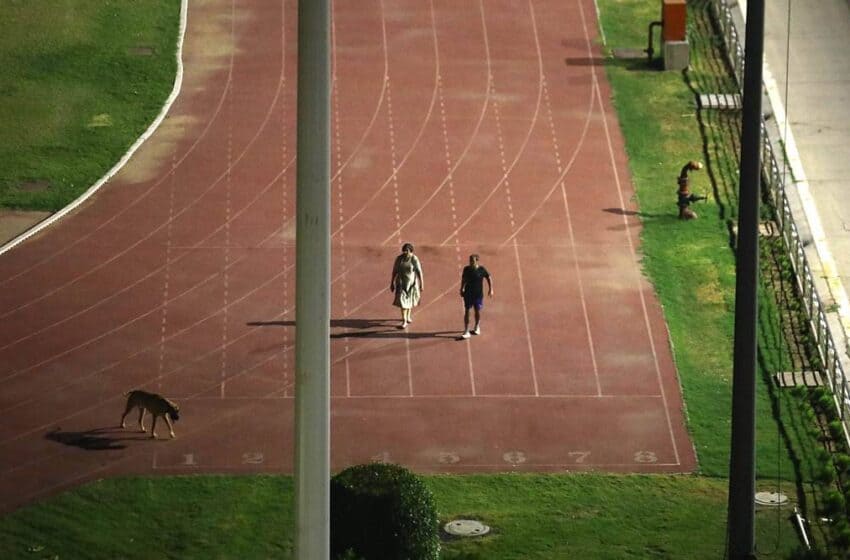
[463,295,484,311]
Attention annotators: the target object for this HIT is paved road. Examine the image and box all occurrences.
[758,0,850,359]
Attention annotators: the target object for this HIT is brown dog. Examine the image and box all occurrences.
[120,390,180,439]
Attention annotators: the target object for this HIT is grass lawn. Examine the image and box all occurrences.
[0,0,829,557]
[0,474,801,559]
[0,0,180,211]
[600,0,820,481]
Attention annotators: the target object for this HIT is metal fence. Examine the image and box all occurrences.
[709,0,850,421]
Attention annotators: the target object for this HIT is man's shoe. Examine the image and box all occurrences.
[473,325,481,335]
[461,331,471,339]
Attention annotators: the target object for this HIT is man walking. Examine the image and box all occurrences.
[460,254,493,339]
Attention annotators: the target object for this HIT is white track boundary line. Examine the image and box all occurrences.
[586,0,680,465]
[0,0,189,257]
[513,239,539,395]
[331,6,353,399]
[187,393,666,400]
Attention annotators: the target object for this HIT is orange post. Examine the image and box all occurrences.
[662,0,687,42]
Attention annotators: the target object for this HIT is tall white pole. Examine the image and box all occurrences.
[294,0,331,557]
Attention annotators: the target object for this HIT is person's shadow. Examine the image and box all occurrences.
[330,318,457,340]
[45,427,142,451]
[248,318,459,340]
[246,320,295,328]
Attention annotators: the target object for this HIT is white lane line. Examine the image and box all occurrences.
[0,0,268,319]
[0,0,376,315]
[0,0,238,280]
[330,0,441,238]
[188,393,666,400]
[331,6,352,398]
[220,81,233,400]
[439,0,545,247]
[513,240,539,396]
[379,2,413,394]
[0,0,190,258]
[280,0,291,398]
[540,71,602,397]
[487,67,537,395]
[158,150,178,392]
[585,0,681,465]
[380,0,494,246]
[499,0,596,248]
[434,52,475,395]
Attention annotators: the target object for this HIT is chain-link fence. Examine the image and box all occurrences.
[708,0,850,426]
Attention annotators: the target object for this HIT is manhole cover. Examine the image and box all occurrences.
[444,519,490,537]
[755,492,789,507]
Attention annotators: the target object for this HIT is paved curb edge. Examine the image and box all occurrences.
[737,0,850,365]
[0,0,190,257]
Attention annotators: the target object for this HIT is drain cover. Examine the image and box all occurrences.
[444,519,490,537]
[755,492,789,506]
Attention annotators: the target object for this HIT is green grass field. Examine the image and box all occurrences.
[0,474,802,560]
[0,0,180,211]
[0,0,828,557]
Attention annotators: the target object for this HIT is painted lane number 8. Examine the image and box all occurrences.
[634,451,658,463]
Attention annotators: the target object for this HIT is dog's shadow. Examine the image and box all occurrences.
[45,426,143,451]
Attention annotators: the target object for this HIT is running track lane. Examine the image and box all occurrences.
[0,0,696,514]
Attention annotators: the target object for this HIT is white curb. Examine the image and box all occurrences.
[0,0,189,257]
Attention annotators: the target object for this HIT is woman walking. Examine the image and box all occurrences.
[389,243,424,329]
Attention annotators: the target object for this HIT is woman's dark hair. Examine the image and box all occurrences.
[401,243,414,253]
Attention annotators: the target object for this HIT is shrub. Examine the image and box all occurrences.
[835,453,850,473]
[816,448,832,463]
[331,463,440,560]
[834,520,850,549]
[823,490,846,516]
[816,463,836,486]
[829,421,846,443]
[817,394,839,420]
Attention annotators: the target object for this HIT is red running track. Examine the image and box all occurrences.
[0,0,695,514]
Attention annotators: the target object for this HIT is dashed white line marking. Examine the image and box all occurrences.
[583,0,680,465]
[541,73,601,396]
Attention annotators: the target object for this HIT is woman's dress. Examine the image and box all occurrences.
[392,255,422,309]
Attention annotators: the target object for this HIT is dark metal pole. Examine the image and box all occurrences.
[727,0,765,558]
[294,0,331,558]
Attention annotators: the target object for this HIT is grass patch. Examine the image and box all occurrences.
[0,0,180,211]
[599,0,821,481]
[0,474,803,559]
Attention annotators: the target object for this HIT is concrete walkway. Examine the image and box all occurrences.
[0,211,49,246]
[736,0,850,366]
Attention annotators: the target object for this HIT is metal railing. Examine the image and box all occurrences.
[709,0,850,421]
